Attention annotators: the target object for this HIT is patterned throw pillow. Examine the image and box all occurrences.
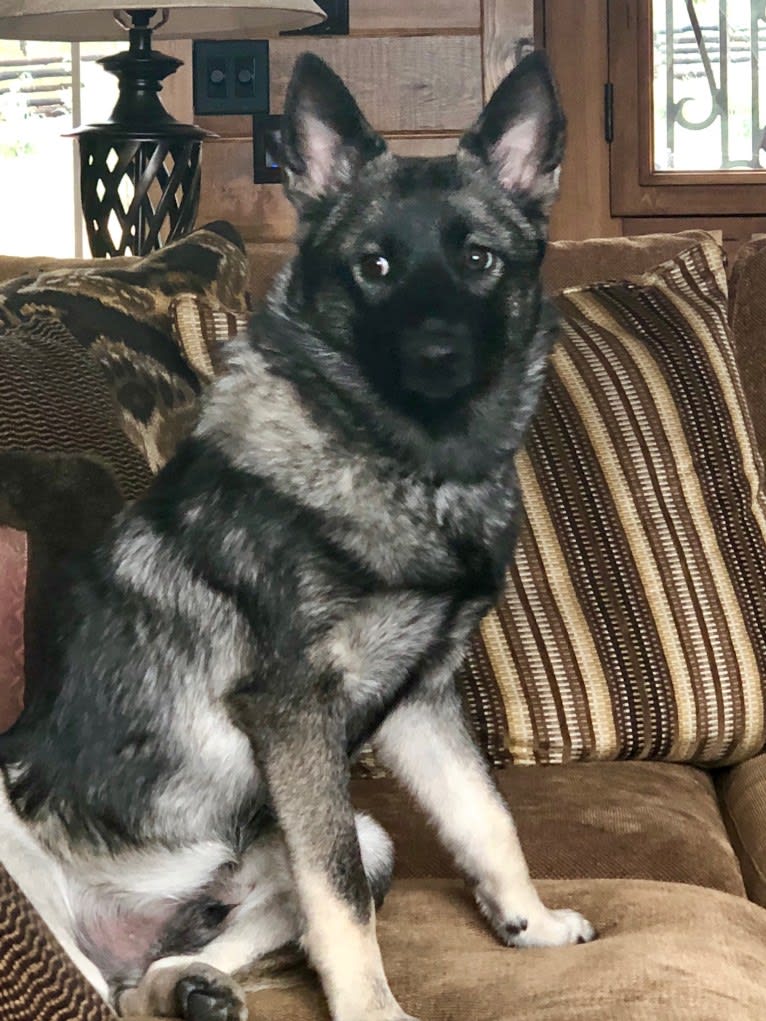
[170,292,249,383]
[0,221,249,476]
[461,237,766,767]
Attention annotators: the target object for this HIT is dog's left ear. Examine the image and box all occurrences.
[459,51,566,212]
[280,53,387,210]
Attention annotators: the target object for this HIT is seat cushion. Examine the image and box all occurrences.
[352,761,746,896]
[717,752,766,908]
[238,878,766,1021]
[728,237,766,456]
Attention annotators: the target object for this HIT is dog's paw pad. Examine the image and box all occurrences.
[501,918,528,942]
[511,907,596,948]
[176,973,247,1021]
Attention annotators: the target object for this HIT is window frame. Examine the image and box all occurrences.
[609,0,766,216]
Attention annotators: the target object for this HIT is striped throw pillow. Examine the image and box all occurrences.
[170,293,249,384]
[462,237,766,767]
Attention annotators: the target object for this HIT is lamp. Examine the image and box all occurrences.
[0,2,325,256]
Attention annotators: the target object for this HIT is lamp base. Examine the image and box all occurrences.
[77,133,204,257]
[68,9,214,257]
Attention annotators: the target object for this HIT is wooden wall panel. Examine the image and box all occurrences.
[198,134,461,244]
[544,0,621,241]
[198,141,296,242]
[350,0,480,35]
[246,242,296,301]
[269,36,482,131]
[161,2,535,286]
[482,0,535,99]
[197,35,482,138]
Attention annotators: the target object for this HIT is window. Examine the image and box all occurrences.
[609,0,766,215]
[0,39,120,257]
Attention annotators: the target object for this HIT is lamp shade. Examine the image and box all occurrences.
[0,0,325,40]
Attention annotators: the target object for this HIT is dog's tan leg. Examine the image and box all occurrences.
[230,697,416,1021]
[373,682,596,949]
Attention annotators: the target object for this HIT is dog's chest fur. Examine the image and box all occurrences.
[199,344,518,588]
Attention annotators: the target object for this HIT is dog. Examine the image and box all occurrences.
[0,50,594,1021]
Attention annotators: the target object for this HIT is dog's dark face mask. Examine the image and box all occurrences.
[279,51,565,428]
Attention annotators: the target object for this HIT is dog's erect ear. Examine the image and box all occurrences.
[458,51,565,212]
[280,53,387,209]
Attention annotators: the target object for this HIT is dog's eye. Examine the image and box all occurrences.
[359,253,391,281]
[464,245,495,272]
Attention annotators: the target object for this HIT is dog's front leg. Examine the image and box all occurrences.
[231,694,416,1021]
[373,679,596,949]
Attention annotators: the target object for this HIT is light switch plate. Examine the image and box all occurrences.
[193,40,269,116]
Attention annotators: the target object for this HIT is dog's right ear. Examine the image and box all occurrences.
[280,53,387,211]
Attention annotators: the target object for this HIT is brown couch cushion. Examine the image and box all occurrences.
[717,752,766,908]
[729,237,766,457]
[464,236,766,767]
[237,878,766,1021]
[542,229,716,293]
[352,761,745,897]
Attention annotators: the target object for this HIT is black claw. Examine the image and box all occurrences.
[176,975,242,1021]
[504,918,528,937]
[186,991,231,1021]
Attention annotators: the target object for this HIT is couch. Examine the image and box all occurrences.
[3,223,766,1021]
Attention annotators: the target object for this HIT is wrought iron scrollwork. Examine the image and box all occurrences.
[659,0,766,169]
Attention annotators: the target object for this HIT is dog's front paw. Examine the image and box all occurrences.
[476,888,596,949]
[505,906,596,948]
[175,969,248,1021]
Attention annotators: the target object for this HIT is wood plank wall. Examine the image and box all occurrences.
[161,0,535,299]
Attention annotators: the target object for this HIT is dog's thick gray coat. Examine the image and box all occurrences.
[0,51,594,1021]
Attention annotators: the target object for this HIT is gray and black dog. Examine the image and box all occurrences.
[0,50,594,1021]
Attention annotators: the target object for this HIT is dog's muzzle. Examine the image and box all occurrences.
[400,319,475,400]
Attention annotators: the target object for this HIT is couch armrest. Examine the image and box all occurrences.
[717,753,766,907]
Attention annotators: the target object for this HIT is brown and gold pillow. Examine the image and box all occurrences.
[0,221,249,475]
[170,292,249,384]
[462,237,766,767]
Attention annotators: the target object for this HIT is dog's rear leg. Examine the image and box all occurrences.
[117,812,394,1021]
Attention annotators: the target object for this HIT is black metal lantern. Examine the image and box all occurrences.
[69,10,213,257]
[0,1,325,257]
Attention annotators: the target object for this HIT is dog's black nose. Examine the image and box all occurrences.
[400,320,475,400]
[416,344,459,370]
